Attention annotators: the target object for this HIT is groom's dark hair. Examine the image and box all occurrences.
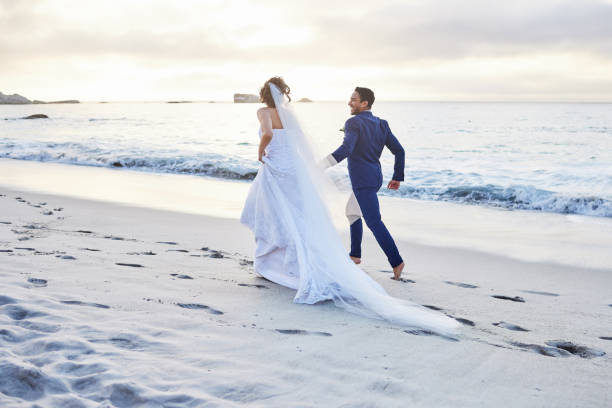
[355,87,374,109]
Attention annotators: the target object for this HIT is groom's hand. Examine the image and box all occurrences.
[387,180,401,190]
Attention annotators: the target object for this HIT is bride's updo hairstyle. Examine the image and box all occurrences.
[260,76,291,108]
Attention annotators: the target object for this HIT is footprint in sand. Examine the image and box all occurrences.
[167,249,189,253]
[14,247,36,251]
[115,263,144,268]
[445,281,478,289]
[511,341,606,358]
[127,251,156,255]
[240,259,254,266]
[156,241,178,245]
[491,295,525,303]
[599,337,612,341]
[423,305,443,311]
[392,277,415,283]
[23,223,45,230]
[544,340,606,359]
[453,317,475,327]
[510,341,570,357]
[27,278,48,287]
[404,329,458,342]
[521,290,559,297]
[238,283,269,289]
[493,321,529,332]
[0,249,13,253]
[0,221,12,225]
[76,230,93,234]
[80,248,101,252]
[275,329,332,336]
[176,303,223,315]
[170,274,193,279]
[61,300,110,309]
[58,255,76,260]
[201,247,225,258]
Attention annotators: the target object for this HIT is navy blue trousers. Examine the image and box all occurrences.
[349,188,403,267]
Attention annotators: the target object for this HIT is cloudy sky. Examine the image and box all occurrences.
[2,0,612,102]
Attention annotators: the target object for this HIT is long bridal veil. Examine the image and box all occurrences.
[268,84,459,336]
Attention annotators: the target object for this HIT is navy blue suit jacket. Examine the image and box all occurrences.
[331,111,405,190]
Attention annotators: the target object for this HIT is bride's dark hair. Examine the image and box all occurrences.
[260,77,291,108]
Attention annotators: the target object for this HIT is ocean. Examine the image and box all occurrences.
[2,101,611,218]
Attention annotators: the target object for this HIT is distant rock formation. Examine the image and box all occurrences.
[297,98,313,102]
[46,100,80,104]
[234,93,259,103]
[0,92,80,104]
[0,92,31,104]
[22,114,49,119]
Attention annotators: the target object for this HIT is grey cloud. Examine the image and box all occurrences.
[1,0,612,68]
[299,0,612,64]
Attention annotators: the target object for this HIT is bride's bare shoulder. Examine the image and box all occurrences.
[257,107,273,116]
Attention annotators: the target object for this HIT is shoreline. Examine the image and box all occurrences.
[1,158,611,270]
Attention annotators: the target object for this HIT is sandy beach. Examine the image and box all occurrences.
[1,160,611,407]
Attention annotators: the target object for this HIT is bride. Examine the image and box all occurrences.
[240,77,458,336]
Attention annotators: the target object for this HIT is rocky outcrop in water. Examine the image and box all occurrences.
[0,92,31,104]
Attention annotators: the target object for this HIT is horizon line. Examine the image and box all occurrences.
[28,99,612,104]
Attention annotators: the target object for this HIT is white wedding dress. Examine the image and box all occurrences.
[240,84,458,336]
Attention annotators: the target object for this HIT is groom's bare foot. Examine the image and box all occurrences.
[392,262,404,280]
[350,256,361,264]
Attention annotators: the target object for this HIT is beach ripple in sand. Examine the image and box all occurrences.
[16,320,62,334]
[0,294,18,305]
[54,361,108,377]
[3,304,46,321]
[209,383,278,403]
[0,325,47,344]
[0,356,68,401]
[19,339,95,357]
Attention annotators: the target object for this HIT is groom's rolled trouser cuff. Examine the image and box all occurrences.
[349,218,362,258]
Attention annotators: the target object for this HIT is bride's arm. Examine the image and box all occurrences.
[257,108,273,162]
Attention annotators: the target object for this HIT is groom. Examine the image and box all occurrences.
[323,87,405,280]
